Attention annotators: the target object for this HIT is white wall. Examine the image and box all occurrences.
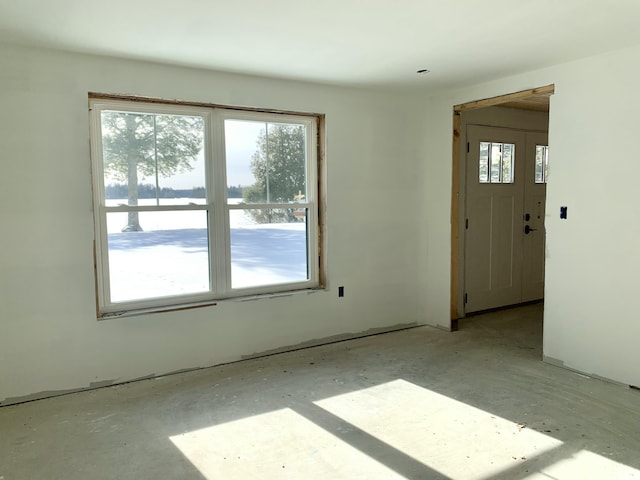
[0,44,429,404]
[423,44,640,387]
[4,41,640,403]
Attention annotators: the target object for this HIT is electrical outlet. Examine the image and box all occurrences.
[560,206,568,219]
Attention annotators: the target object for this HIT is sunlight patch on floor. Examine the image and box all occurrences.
[169,407,406,479]
[170,379,640,479]
[519,450,640,479]
[315,379,561,479]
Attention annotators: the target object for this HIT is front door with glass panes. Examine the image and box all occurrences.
[464,125,548,313]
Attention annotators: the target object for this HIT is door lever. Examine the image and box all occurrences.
[524,225,537,234]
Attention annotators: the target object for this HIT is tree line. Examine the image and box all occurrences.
[105,183,244,199]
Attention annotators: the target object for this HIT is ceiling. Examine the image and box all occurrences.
[501,94,551,113]
[2,0,640,90]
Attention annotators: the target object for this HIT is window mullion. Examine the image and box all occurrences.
[227,202,312,210]
[103,204,208,213]
[210,110,230,296]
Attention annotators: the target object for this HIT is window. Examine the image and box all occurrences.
[479,141,515,183]
[90,99,320,316]
[535,145,549,183]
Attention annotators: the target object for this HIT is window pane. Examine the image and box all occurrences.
[490,143,502,182]
[480,142,516,184]
[479,142,489,183]
[535,145,548,183]
[502,143,514,183]
[230,208,309,289]
[225,120,307,204]
[101,111,206,217]
[106,211,210,302]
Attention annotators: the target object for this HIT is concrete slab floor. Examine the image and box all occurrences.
[1,303,639,479]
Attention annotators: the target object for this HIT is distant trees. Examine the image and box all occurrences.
[227,185,243,198]
[101,112,203,231]
[190,186,206,198]
[105,183,176,199]
[105,184,244,200]
[242,124,306,222]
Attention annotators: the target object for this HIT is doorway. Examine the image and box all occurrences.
[450,85,554,328]
[464,126,547,313]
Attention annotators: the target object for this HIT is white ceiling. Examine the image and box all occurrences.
[2,0,640,90]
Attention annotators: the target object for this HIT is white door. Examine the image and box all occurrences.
[464,125,547,313]
[522,131,548,302]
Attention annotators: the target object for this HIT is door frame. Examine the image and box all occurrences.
[450,85,554,330]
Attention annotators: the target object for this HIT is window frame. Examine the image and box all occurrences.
[89,97,322,317]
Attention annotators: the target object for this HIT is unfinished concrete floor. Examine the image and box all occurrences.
[2,303,639,479]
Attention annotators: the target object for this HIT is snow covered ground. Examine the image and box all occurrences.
[104,199,307,302]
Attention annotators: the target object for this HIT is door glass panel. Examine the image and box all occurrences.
[535,145,549,183]
[479,141,515,184]
[479,142,490,183]
[490,143,502,182]
[502,143,514,183]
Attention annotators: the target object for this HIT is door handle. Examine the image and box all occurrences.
[524,225,537,234]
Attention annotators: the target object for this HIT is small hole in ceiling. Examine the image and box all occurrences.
[416,69,430,74]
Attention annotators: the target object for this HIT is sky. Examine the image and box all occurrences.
[223,120,265,187]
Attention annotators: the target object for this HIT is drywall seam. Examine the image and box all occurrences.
[241,322,420,359]
[0,323,420,407]
[543,355,629,388]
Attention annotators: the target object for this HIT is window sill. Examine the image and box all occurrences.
[97,287,325,320]
[222,286,325,303]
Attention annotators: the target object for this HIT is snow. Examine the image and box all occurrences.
[104,199,308,302]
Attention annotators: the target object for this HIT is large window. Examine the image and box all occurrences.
[90,99,320,316]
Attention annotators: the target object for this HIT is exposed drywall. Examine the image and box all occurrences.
[3,40,640,402]
[0,44,429,404]
[422,44,640,387]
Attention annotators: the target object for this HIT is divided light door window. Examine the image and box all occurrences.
[89,99,319,316]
